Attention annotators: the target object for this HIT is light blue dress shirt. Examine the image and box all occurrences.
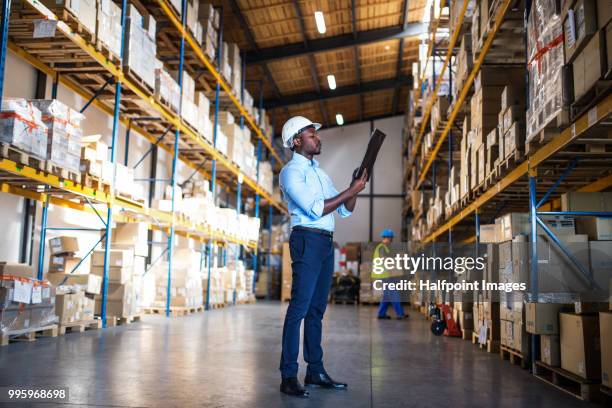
[279,152,352,232]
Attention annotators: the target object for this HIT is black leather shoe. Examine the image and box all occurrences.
[305,372,348,389]
[280,377,309,398]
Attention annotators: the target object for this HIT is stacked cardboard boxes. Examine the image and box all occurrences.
[97,0,122,58]
[32,99,84,174]
[124,5,161,90]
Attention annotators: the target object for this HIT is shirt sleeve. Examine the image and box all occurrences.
[328,178,352,218]
[280,167,324,218]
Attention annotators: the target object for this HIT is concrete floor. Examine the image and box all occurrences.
[0,302,604,407]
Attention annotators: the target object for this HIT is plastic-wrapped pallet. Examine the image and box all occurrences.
[41,0,96,36]
[526,0,565,142]
[0,98,48,159]
[31,99,83,173]
[97,0,122,58]
[0,263,58,334]
[259,161,274,194]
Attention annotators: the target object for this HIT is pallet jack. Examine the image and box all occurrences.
[429,303,461,337]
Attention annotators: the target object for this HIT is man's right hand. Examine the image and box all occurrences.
[349,169,368,195]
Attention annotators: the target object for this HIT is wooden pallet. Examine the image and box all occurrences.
[0,143,46,170]
[210,302,226,309]
[1,324,58,346]
[124,67,155,95]
[116,191,146,206]
[80,173,111,193]
[499,345,528,369]
[571,80,612,121]
[534,360,600,402]
[496,149,523,177]
[332,299,358,305]
[103,314,142,327]
[44,161,80,183]
[59,318,102,335]
[144,306,204,316]
[471,331,500,353]
[56,8,96,45]
[525,128,561,156]
[95,39,121,66]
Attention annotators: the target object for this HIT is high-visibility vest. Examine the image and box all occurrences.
[372,242,390,279]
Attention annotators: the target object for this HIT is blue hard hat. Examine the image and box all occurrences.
[380,229,394,238]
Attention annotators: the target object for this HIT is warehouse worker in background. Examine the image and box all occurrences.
[278,116,368,398]
[373,229,407,320]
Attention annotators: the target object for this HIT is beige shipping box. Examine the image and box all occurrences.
[92,249,134,267]
[47,273,102,295]
[480,224,500,243]
[49,236,79,255]
[560,313,601,380]
[112,223,148,257]
[91,266,132,284]
[600,312,612,388]
[561,192,612,212]
[55,291,85,324]
[48,256,88,274]
[541,334,561,366]
[526,302,568,334]
[575,217,612,240]
[0,262,34,279]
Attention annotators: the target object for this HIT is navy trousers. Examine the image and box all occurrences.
[280,229,334,379]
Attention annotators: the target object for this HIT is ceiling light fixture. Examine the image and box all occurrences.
[336,114,344,126]
[314,11,326,34]
[327,74,337,90]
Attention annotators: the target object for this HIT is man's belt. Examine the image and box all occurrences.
[292,226,333,237]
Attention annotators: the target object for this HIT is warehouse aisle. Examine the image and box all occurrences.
[0,303,601,408]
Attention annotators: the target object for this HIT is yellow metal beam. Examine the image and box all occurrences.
[155,0,283,166]
[411,0,467,162]
[417,0,512,189]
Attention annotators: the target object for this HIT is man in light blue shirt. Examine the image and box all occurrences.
[278,116,368,397]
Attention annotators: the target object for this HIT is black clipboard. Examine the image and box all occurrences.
[354,128,386,182]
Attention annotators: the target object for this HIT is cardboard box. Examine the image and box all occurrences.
[563,0,599,63]
[560,313,601,379]
[572,30,606,102]
[499,213,530,242]
[540,215,576,235]
[49,236,79,255]
[92,249,134,267]
[0,262,34,279]
[55,291,85,324]
[480,224,500,243]
[561,192,612,212]
[47,273,102,295]
[91,266,132,284]
[48,255,88,274]
[526,302,568,334]
[600,311,612,387]
[541,334,561,366]
[576,217,612,240]
[112,223,149,257]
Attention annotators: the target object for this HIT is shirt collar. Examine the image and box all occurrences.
[292,152,319,168]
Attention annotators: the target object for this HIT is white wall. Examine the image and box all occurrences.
[315,115,404,244]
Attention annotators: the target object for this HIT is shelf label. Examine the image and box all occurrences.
[13,280,32,304]
[33,20,57,38]
[587,107,597,128]
[31,286,42,304]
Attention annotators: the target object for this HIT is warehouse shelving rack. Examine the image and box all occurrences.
[0,0,287,323]
[403,0,612,369]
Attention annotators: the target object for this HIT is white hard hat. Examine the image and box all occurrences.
[281,116,322,148]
